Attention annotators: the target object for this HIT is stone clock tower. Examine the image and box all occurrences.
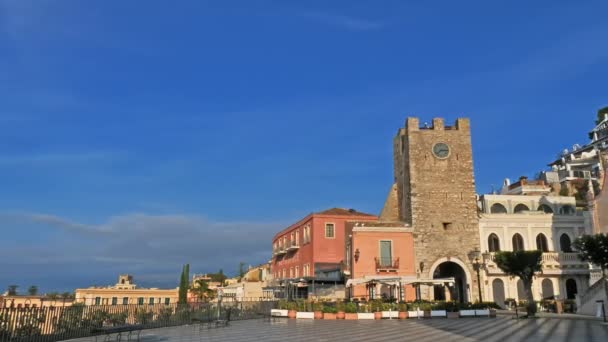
[381,117,481,302]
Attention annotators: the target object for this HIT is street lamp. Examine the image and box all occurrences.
[467,248,485,302]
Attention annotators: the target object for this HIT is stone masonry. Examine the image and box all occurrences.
[384,117,481,301]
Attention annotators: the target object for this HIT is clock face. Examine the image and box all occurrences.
[432,142,450,159]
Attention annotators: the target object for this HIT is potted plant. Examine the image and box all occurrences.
[446,301,459,319]
[336,301,346,319]
[287,301,297,319]
[313,302,324,320]
[371,300,383,320]
[381,302,399,319]
[398,302,408,319]
[430,301,447,318]
[344,302,358,320]
[322,305,338,320]
[459,302,476,317]
[421,302,432,318]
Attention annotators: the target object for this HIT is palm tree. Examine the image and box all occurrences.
[7,285,18,296]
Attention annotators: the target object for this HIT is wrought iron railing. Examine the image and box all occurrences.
[0,300,277,342]
[375,257,399,269]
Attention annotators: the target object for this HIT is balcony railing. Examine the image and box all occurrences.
[375,257,399,270]
[558,170,594,181]
[286,241,300,251]
[487,252,583,265]
[274,247,287,256]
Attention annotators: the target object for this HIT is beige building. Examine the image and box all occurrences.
[0,295,74,308]
[478,192,593,306]
[75,275,178,306]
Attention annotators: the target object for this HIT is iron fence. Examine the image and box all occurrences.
[0,300,277,342]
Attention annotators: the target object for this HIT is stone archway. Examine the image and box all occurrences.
[429,258,472,303]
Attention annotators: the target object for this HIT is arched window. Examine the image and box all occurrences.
[541,279,554,299]
[490,203,507,214]
[488,233,501,252]
[536,233,549,252]
[537,204,553,213]
[559,205,575,215]
[514,204,530,213]
[512,233,524,252]
[565,279,577,299]
[560,234,572,252]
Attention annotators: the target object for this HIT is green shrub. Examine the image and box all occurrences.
[344,302,358,313]
[397,303,408,312]
[312,302,324,312]
[322,306,338,314]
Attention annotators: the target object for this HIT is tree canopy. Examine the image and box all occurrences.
[494,251,543,317]
[573,233,608,276]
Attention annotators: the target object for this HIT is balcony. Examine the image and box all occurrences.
[274,247,287,257]
[558,170,595,182]
[286,241,300,252]
[486,252,588,274]
[375,257,399,272]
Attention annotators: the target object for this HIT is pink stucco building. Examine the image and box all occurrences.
[271,208,377,298]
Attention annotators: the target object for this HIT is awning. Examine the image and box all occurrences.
[346,276,454,287]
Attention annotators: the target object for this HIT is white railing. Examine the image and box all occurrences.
[487,252,583,265]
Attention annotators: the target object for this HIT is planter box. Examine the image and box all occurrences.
[336,312,345,320]
[382,311,399,319]
[357,313,375,320]
[314,311,323,319]
[374,312,383,320]
[344,313,358,320]
[407,310,420,318]
[459,310,476,317]
[288,310,297,319]
[323,313,337,320]
[447,312,459,319]
[423,310,431,318]
[296,312,314,319]
[475,309,490,317]
[431,310,447,318]
[489,309,497,318]
[398,311,409,319]
[271,309,288,317]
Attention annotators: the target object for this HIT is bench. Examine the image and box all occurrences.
[91,324,144,342]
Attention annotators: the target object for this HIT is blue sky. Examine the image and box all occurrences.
[1,0,607,292]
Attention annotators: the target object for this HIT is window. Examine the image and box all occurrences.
[514,204,530,213]
[512,233,524,251]
[565,279,577,299]
[536,233,549,252]
[111,297,118,305]
[325,223,335,238]
[379,240,392,267]
[95,297,101,306]
[560,234,572,252]
[138,297,144,305]
[488,233,500,252]
[164,298,170,305]
[490,203,507,214]
[149,297,155,305]
[295,230,300,246]
[295,266,299,278]
[290,268,294,278]
[122,297,129,305]
[559,205,575,215]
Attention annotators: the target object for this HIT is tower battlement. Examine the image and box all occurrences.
[403,117,470,132]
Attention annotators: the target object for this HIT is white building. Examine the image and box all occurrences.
[478,192,593,307]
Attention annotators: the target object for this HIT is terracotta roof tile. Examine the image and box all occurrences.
[315,207,376,217]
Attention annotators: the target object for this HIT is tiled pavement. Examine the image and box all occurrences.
[67,317,608,342]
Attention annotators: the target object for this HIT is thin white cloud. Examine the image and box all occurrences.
[299,11,384,31]
[0,212,287,289]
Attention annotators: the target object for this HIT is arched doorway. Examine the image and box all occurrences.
[565,279,577,299]
[541,279,554,299]
[492,279,506,308]
[516,279,526,301]
[560,234,572,252]
[432,261,467,302]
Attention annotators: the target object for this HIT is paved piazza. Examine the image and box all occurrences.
[67,317,608,342]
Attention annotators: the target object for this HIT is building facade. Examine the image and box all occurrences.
[271,208,377,298]
[75,275,178,306]
[478,194,593,306]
